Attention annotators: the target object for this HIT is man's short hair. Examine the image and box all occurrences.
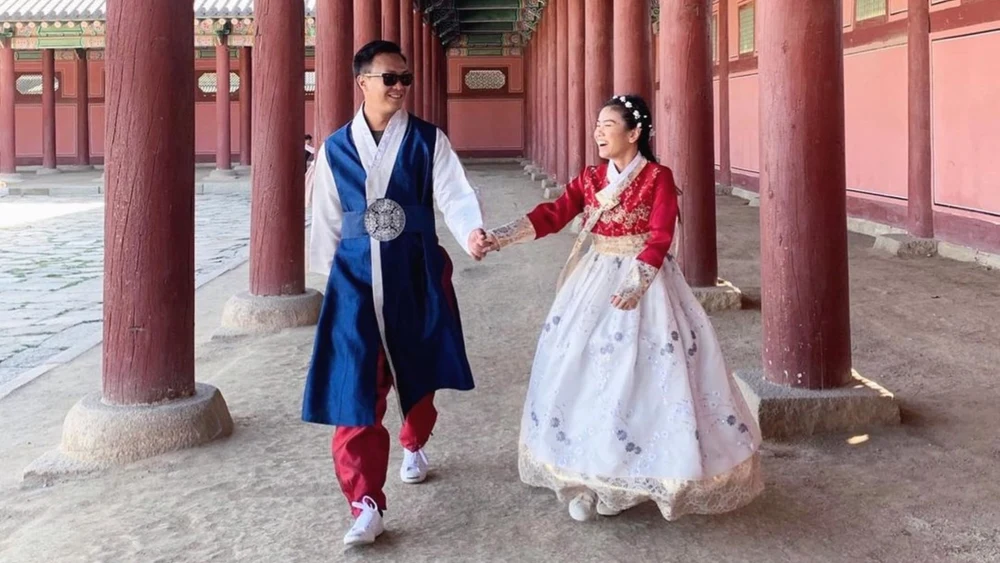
[353,40,407,77]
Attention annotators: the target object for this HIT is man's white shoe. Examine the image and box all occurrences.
[343,496,385,547]
[400,448,429,484]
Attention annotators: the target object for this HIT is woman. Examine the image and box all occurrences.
[485,95,763,522]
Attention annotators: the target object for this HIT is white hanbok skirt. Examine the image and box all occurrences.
[518,246,764,520]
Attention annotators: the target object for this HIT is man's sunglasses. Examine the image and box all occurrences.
[362,72,414,87]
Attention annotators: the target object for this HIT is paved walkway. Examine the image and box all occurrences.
[0,192,253,396]
[1,162,999,562]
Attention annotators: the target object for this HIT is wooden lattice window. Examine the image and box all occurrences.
[197,71,240,95]
[15,74,59,96]
[464,70,506,91]
[738,3,755,55]
[856,0,888,22]
[711,14,719,62]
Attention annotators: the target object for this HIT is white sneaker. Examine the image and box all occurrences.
[400,448,429,484]
[597,500,622,517]
[343,496,385,547]
[568,492,597,522]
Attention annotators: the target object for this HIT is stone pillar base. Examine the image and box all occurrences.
[530,171,551,182]
[874,234,938,258]
[62,164,95,172]
[543,185,564,200]
[36,167,63,176]
[540,178,558,190]
[216,289,323,338]
[734,369,900,441]
[208,168,238,180]
[22,383,233,486]
[0,173,25,184]
[200,179,251,195]
[691,279,743,312]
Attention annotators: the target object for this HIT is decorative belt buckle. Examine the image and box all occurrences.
[364,198,406,242]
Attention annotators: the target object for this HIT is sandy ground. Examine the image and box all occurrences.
[1,161,999,563]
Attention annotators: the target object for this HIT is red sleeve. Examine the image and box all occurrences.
[525,171,587,239]
[636,168,680,269]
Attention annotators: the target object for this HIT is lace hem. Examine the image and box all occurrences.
[518,445,764,521]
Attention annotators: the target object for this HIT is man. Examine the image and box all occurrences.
[305,134,315,168]
[303,40,491,547]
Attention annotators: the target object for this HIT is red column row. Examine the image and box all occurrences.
[1,45,90,176]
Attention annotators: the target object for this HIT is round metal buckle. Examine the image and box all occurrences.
[363,198,406,242]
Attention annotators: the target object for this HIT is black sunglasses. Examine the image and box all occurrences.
[362,72,414,87]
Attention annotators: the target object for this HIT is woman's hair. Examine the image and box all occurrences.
[602,94,658,164]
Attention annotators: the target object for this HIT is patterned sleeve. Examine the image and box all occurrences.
[525,170,589,238]
[636,167,680,270]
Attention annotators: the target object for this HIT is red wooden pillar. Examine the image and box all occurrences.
[539,15,549,171]
[401,3,415,114]
[546,11,557,176]
[75,49,92,168]
[758,0,852,390]
[613,0,652,103]
[908,0,933,239]
[439,42,449,134]
[412,8,423,117]
[422,22,433,121]
[354,0,381,107]
[382,0,400,43]
[103,0,197,404]
[250,0,306,297]
[239,47,253,166]
[718,0,732,186]
[659,0,718,288]
[214,36,233,173]
[0,39,13,178]
[41,49,58,173]
[430,37,439,125]
[316,0,354,141]
[554,0,568,183]
[567,0,585,177]
[526,43,534,161]
[584,0,612,166]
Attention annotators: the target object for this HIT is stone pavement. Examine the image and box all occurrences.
[1,162,999,562]
[0,192,254,396]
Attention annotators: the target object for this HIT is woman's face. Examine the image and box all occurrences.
[594,105,640,161]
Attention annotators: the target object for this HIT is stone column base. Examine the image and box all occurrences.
[543,185,564,200]
[874,234,938,258]
[36,167,63,176]
[22,383,233,486]
[0,173,25,184]
[530,171,551,183]
[691,279,743,312]
[200,179,251,195]
[208,168,238,180]
[734,369,900,441]
[62,164,95,172]
[216,288,323,338]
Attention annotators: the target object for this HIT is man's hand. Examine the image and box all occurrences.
[467,228,492,261]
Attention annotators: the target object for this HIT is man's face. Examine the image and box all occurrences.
[357,53,411,116]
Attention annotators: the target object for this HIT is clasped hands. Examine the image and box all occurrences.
[465,228,643,311]
[467,228,499,261]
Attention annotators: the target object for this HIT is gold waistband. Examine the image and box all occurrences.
[591,234,649,256]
